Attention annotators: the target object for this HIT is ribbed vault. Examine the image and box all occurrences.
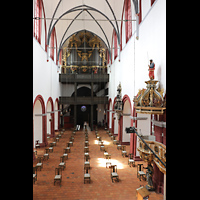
[42,0,138,60]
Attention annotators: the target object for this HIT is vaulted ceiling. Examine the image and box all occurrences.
[42,0,138,59]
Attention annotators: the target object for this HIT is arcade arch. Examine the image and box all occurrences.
[33,95,47,148]
[33,100,43,148]
[122,98,132,143]
[46,97,54,137]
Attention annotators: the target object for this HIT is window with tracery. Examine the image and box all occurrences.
[125,0,132,43]
[50,28,57,62]
[114,30,118,60]
[34,0,42,43]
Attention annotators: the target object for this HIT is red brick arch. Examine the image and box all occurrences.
[46,97,55,137]
[33,95,47,150]
[118,94,133,143]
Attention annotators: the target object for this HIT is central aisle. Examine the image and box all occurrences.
[33,128,163,200]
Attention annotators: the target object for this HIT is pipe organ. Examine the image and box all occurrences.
[61,31,107,74]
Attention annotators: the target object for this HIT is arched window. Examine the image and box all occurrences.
[106,49,110,65]
[111,29,118,63]
[34,0,42,43]
[120,0,135,51]
[139,0,142,24]
[59,49,62,65]
[151,0,156,6]
[125,0,132,43]
[50,28,57,62]
[34,0,47,51]
[114,30,118,60]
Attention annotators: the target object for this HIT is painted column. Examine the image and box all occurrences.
[164,173,166,200]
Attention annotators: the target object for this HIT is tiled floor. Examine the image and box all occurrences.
[33,128,164,200]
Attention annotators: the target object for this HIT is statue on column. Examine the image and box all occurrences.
[148,59,155,80]
[114,83,123,120]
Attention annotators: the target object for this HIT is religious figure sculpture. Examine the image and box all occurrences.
[144,161,154,191]
[114,83,123,120]
[148,59,155,80]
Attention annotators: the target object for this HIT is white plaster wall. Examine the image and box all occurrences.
[41,10,46,50]
[122,100,132,142]
[46,101,52,135]
[114,116,118,135]
[33,37,61,105]
[109,0,166,110]
[55,102,58,130]
[135,0,166,92]
[137,113,151,136]
[136,113,151,156]
[108,0,166,152]
[142,0,151,20]
[121,11,126,50]
[122,116,131,142]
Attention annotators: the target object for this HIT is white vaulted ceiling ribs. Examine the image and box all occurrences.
[42,0,138,60]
